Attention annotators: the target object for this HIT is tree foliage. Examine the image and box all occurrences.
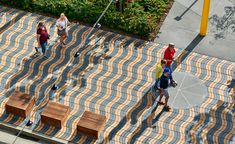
[0,0,169,38]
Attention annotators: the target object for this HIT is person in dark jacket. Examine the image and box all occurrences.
[158,67,171,111]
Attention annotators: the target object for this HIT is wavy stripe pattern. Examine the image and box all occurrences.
[0,6,234,144]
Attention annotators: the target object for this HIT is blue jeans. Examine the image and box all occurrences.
[41,42,47,54]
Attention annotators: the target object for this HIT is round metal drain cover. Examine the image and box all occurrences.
[168,72,208,109]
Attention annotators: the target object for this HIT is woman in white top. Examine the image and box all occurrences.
[56,13,70,47]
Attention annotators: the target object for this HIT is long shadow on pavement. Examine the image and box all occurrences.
[227,79,235,93]
[175,0,198,21]
[102,86,159,143]
[185,100,234,143]
[128,104,166,144]
[0,11,26,34]
[102,34,204,143]
[172,34,204,70]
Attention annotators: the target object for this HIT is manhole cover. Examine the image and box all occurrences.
[168,72,208,109]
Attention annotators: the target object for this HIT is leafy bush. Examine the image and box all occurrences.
[0,0,34,10]
[0,0,170,39]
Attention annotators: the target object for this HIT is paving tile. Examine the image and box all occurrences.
[0,6,234,144]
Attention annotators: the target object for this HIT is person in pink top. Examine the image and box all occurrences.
[163,43,177,86]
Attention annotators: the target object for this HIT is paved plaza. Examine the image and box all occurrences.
[0,1,234,143]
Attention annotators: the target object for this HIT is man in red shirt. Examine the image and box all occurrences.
[163,43,177,86]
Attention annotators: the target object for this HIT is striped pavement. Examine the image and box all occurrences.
[0,6,234,144]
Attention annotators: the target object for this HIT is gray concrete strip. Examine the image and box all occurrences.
[155,1,201,49]
[0,129,41,144]
[0,123,69,144]
[155,0,235,62]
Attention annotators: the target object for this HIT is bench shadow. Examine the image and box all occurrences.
[32,122,61,138]
[0,110,24,126]
[227,79,235,93]
[69,131,96,144]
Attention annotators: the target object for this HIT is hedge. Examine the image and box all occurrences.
[0,0,170,38]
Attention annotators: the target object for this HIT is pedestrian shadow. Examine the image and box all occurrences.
[5,49,52,89]
[102,85,160,143]
[150,105,166,128]
[5,24,77,90]
[48,38,112,102]
[57,51,112,103]
[130,85,159,125]
[70,44,111,88]
[128,104,166,144]
[102,34,204,143]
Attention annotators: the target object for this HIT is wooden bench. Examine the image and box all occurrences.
[41,102,69,128]
[77,111,106,139]
[5,91,35,118]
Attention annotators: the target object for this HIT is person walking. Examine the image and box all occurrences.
[36,22,49,57]
[163,43,177,86]
[158,67,171,111]
[154,59,167,90]
[56,13,70,47]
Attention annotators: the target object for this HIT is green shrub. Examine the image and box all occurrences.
[0,0,170,39]
[0,0,34,10]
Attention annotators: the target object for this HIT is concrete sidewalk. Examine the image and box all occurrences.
[0,129,46,144]
[155,0,235,62]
